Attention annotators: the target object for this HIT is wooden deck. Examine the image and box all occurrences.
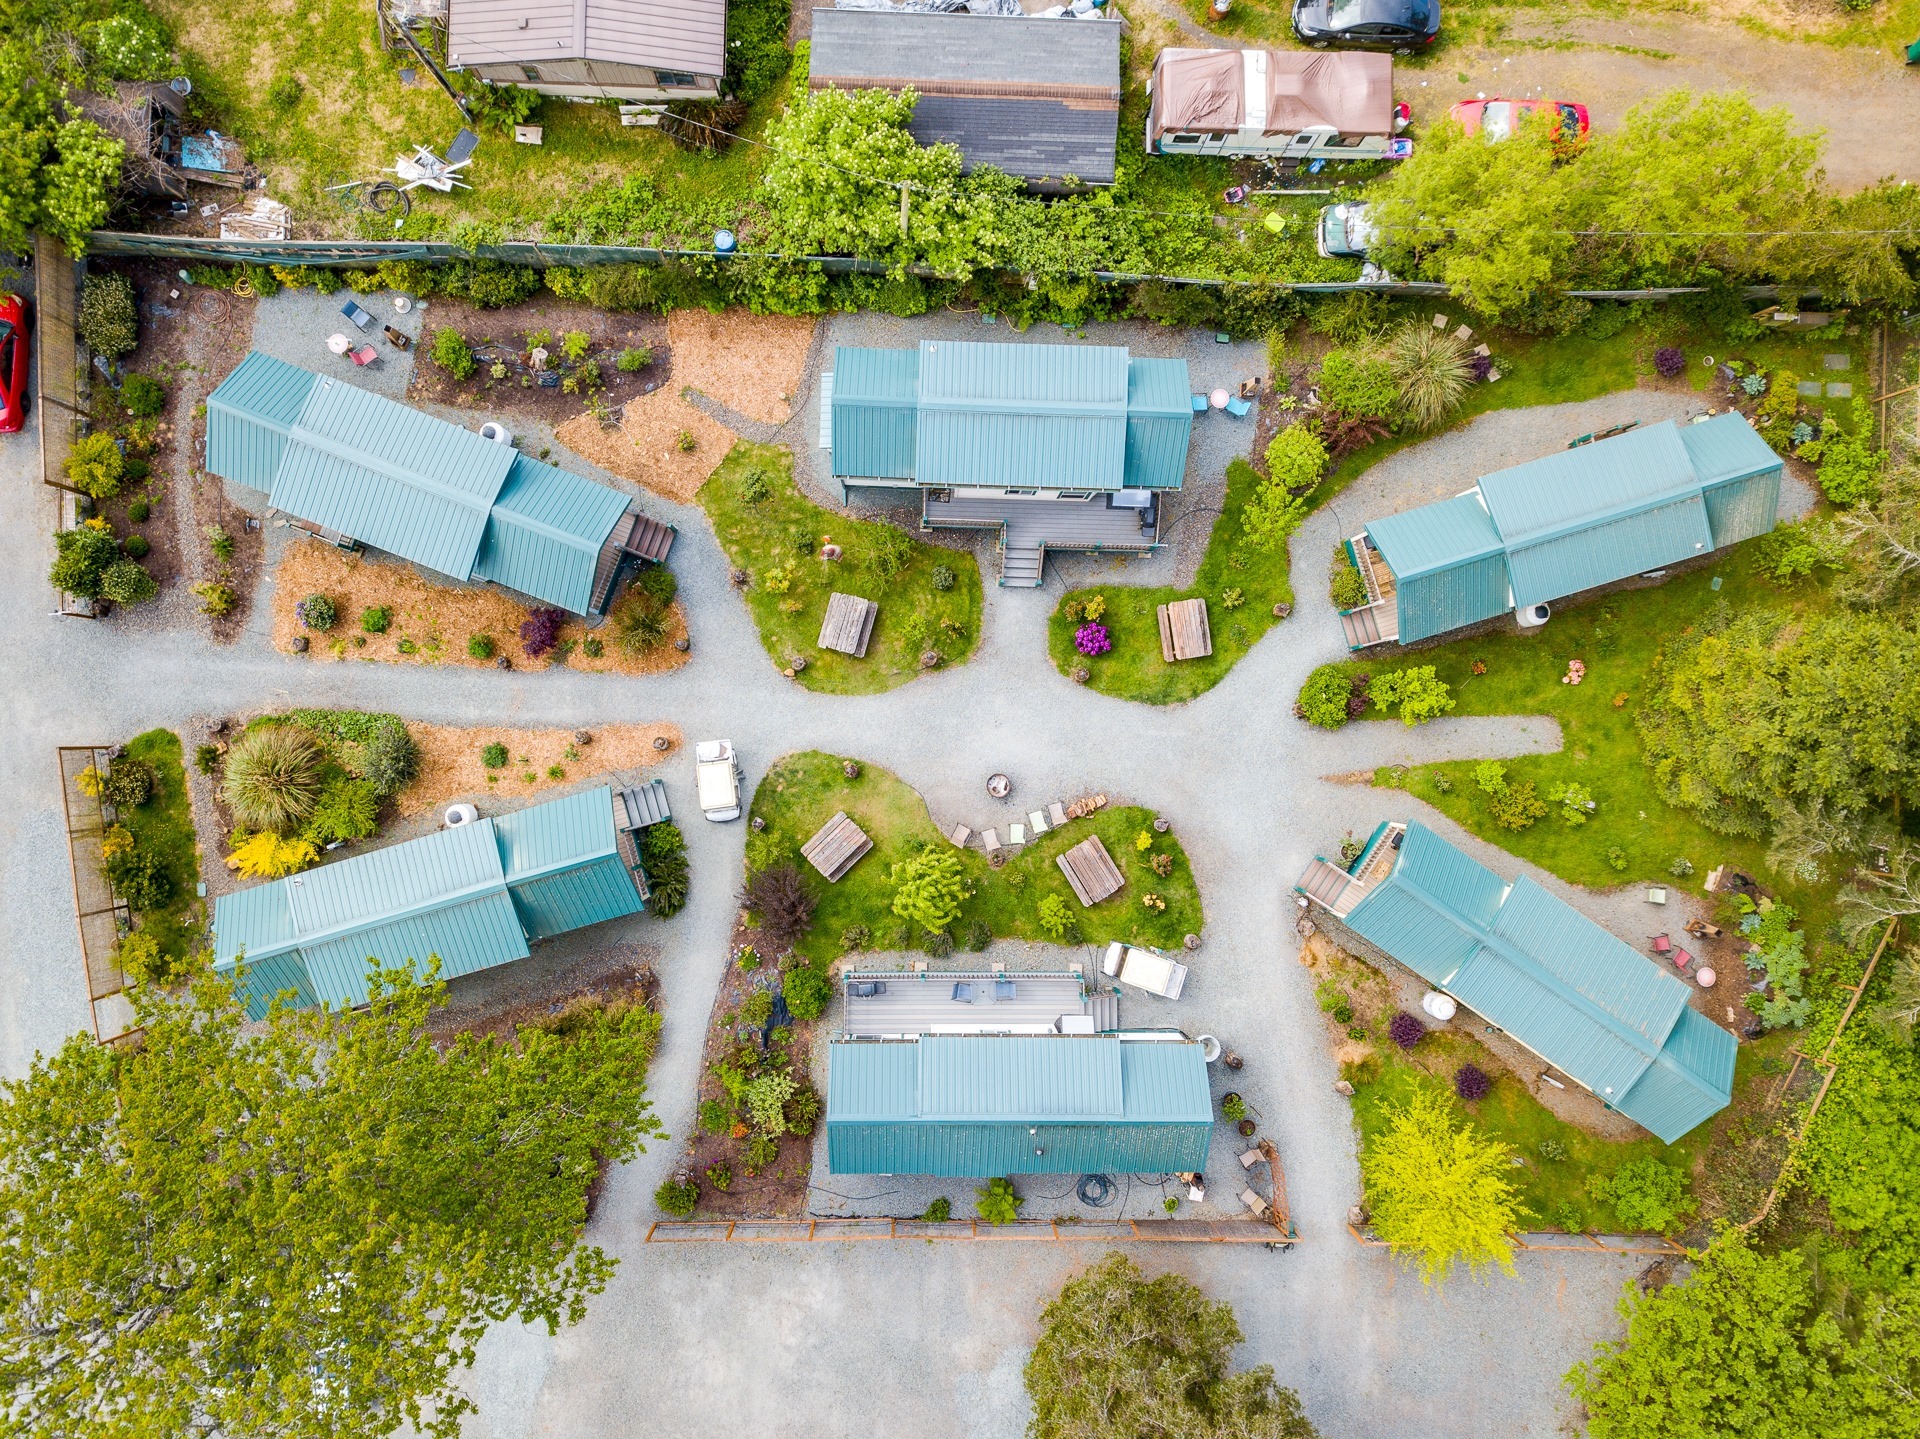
[801,811,873,882]
[1157,598,1212,662]
[1295,858,1366,917]
[817,592,879,657]
[924,492,1158,587]
[592,511,678,615]
[1057,835,1125,907]
[1340,598,1399,649]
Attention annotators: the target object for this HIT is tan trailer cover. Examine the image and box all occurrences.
[1153,49,1392,137]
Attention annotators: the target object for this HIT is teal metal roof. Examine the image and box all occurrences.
[828,341,1191,493]
[1677,412,1783,488]
[830,345,921,480]
[472,454,633,614]
[1123,358,1193,490]
[205,355,631,613]
[206,351,319,489]
[825,1035,1211,1176]
[1362,418,1781,635]
[1341,823,1734,1143]
[212,787,642,1017]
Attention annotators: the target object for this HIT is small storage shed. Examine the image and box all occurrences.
[448,0,723,101]
[825,1034,1212,1176]
[808,8,1122,191]
[1364,493,1511,644]
[212,786,643,1017]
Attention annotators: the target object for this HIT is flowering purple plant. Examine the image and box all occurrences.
[1073,622,1111,657]
[1654,346,1686,379]
[1387,1012,1427,1051]
[1468,353,1494,382]
[1454,1063,1491,1101]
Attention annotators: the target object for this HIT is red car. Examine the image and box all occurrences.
[0,294,29,435]
[1448,98,1591,150]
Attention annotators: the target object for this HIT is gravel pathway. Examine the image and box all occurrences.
[0,295,1711,1439]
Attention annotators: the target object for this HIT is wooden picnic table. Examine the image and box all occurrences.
[1157,598,1212,662]
[1057,835,1125,907]
[817,593,878,657]
[801,811,872,882]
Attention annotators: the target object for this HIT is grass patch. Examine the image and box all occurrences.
[1339,544,1837,930]
[1046,458,1293,705]
[749,752,1203,963]
[121,730,204,963]
[700,443,983,694]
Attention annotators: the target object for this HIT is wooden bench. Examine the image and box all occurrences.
[801,811,873,882]
[1157,598,1212,662]
[1057,835,1125,907]
[817,593,878,657]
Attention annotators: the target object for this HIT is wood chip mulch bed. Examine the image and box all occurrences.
[680,913,822,1220]
[555,388,734,505]
[271,539,690,675]
[395,721,680,819]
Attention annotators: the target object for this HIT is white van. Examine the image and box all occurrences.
[694,739,742,822]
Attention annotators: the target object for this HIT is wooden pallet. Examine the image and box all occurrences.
[801,811,873,882]
[817,592,879,657]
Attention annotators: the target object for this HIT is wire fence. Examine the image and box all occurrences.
[55,747,139,1044]
[1347,1224,1685,1257]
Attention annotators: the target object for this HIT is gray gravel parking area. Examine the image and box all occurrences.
[0,296,1717,1438]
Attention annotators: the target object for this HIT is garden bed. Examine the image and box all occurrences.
[701,443,984,694]
[271,540,690,676]
[113,730,206,970]
[425,948,658,1050]
[555,387,736,504]
[750,752,1202,963]
[395,721,679,818]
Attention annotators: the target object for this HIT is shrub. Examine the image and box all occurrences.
[921,1196,952,1223]
[1537,1136,1569,1162]
[297,594,337,631]
[114,930,173,985]
[561,330,591,362]
[840,924,871,952]
[360,722,419,797]
[467,634,495,660]
[103,846,171,912]
[520,608,566,658]
[1363,1089,1526,1283]
[1221,1094,1247,1122]
[1219,586,1244,609]
[699,1099,732,1134]
[482,742,508,769]
[99,758,154,809]
[1330,547,1370,609]
[194,744,220,775]
[742,863,816,949]
[784,965,832,1021]
[704,1163,732,1192]
[205,525,235,562]
[121,457,149,483]
[616,346,652,372]
[1318,348,1398,421]
[1386,323,1471,430]
[1033,893,1075,940]
[50,525,120,597]
[430,327,476,380]
[889,849,971,934]
[65,433,125,500]
[99,559,157,606]
[1371,666,1455,725]
[975,1177,1022,1226]
[1669,857,1695,878]
[675,429,696,453]
[1654,347,1686,379]
[121,373,166,417]
[739,990,775,1027]
[615,603,668,654]
[931,564,956,591]
[228,830,319,878]
[222,725,324,832]
[1549,780,1595,824]
[1590,1159,1695,1233]
[303,778,380,845]
[861,524,916,587]
[1297,663,1356,729]
[120,534,149,559]
[1073,622,1111,657]
[738,467,772,504]
[127,497,150,524]
[360,606,391,634]
[742,1133,779,1171]
[78,272,138,358]
[654,1177,698,1216]
[1454,1064,1491,1101]
[787,1086,821,1137]
[1387,1012,1427,1050]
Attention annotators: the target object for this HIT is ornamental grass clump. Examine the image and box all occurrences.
[1387,322,1472,430]
[221,725,325,833]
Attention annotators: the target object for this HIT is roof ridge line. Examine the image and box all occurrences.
[291,384,509,517]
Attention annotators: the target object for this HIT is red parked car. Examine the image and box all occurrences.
[0,294,29,435]
[1448,98,1591,151]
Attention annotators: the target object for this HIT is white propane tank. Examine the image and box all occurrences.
[1420,991,1458,1022]
[1516,601,1552,629]
[444,802,479,828]
[478,421,513,446]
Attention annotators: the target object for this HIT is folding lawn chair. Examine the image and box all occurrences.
[1671,948,1693,971]
[1650,934,1672,955]
[1225,395,1252,418]
[1190,394,1208,413]
[349,344,379,367]
[341,300,374,331]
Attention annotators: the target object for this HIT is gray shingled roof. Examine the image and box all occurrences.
[808,9,1121,187]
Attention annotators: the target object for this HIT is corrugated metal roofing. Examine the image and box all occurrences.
[1504,496,1713,609]
[206,351,319,489]
[212,788,642,1016]
[1477,423,1699,545]
[830,346,921,481]
[206,355,630,612]
[807,11,1121,186]
[917,1035,1123,1119]
[825,1036,1212,1175]
[1342,823,1735,1142]
[449,0,725,75]
[1369,494,1503,577]
[1124,359,1193,490]
[1677,412,1782,488]
[472,454,632,614]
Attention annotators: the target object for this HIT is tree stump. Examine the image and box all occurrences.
[290,636,309,653]
[675,638,690,652]
[495,655,512,670]
[1183,933,1200,951]
[1273,602,1292,619]
[843,761,861,780]
[573,730,592,745]
[1153,817,1171,834]
[653,736,671,752]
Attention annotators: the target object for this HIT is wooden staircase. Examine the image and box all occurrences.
[1001,543,1043,588]
[623,513,676,563]
[1088,990,1120,1033]
[1296,858,1367,917]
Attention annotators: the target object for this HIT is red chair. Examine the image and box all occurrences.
[349,344,379,367]
[1671,948,1693,971]
[1650,934,1672,955]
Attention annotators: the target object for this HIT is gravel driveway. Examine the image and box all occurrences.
[0,294,1690,1438]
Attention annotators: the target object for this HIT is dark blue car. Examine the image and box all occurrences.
[1292,0,1440,53]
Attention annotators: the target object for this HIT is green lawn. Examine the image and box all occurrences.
[1046,459,1293,705]
[121,730,205,963]
[749,752,1203,963]
[700,443,984,694]
[1338,547,1836,928]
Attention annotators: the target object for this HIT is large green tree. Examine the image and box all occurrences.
[1568,1233,1920,1439]
[1024,1252,1319,1439]
[0,968,662,1438]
